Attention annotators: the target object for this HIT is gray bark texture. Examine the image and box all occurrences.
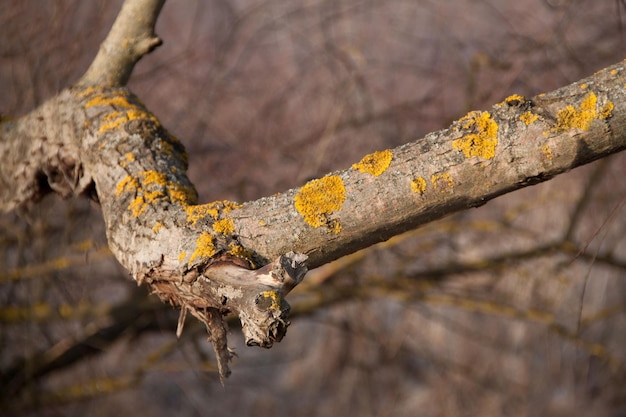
[0,0,624,379]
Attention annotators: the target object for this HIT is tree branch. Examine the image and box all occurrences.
[0,0,624,379]
[78,0,165,87]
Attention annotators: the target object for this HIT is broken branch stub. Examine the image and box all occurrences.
[170,251,307,380]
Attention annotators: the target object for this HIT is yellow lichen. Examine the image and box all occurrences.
[581,83,588,90]
[189,232,216,263]
[85,94,134,109]
[167,183,196,205]
[115,175,139,196]
[542,145,553,160]
[115,171,194,217]
[260,290,282,311]
[520,111,538,126]
[152,222,163,233]
[294,175,346,233]
[431,173,454,191]
[550,92,613,133]
[186,205,219,225]
[185,200,241,225]
[410,177,427,194]
[228,244,256,268]
[128,196,148,217]
[120,152,135,168]
[352,149,393,176]
[177,251,187,263]
[610,69,617,75]
[213,218,235,235]
[504,94,525,104]
[98,108,159,134]
[77,86,100,98]
[452,111,499,160]
[259,220,266,226]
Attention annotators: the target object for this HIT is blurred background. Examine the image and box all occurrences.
[1,1,625,416]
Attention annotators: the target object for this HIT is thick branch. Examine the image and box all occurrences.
[1,57,624,379]
[233,64,626,268]
[78,0,164,87]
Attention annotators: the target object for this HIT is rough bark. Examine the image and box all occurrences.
[0,0,624,379]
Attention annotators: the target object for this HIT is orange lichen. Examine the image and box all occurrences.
[352,149,393,176]
[452,111,498,160]
[549,92,613,133]
[294,175,346,233]
[431,173,454,191]
[189,232,216,263]
[410,177,427,194]
[213,218,235,235]
[520,111,538,126]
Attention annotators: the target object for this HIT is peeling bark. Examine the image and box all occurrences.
[0,0,624,380]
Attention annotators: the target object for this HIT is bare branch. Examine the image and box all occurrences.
[78,0,165,87]
[0,0,624,378]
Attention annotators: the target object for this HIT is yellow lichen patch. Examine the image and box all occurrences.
[352,149,393,176]
[120,152,135,168]
[294,175,346,233]
[258,220,266,226]
[550,92,613,133]
[189,232,216,263]
[581,83,588,90]
[85,94,134,109]
[98,108,159,134]
[185,200,241,225]
[115,175,139,196]
[213,218,235,235]
[115,171,194,217]
[177,251,187,263]
[260,290,282,311]
[186,204,219,225]
[504,94,525,104]
[610,69,617,75]
[98,112,127,134]
[452,111,499,160]
[542,145,553,160]
[77,86,100,98]
[431,173,454,191]
[228,244,256,268]
[167,183,196,205]
[520,111,538,126]
[410,177,427,194]
[152,222,163,233]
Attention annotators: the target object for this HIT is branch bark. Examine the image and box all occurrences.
[0,0,624,379]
